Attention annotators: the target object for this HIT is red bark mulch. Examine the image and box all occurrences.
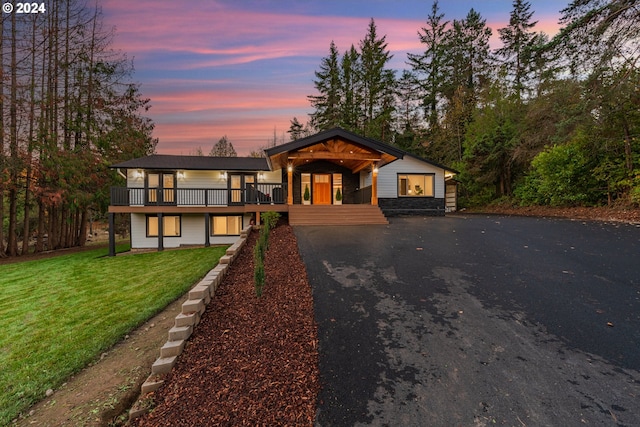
[130,222,319,426]
[469,204,640,224]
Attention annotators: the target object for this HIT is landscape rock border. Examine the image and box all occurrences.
[128,225,253,420]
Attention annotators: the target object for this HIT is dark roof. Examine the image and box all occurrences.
[402,152,460,174]
[111,155,270,171]
[265,127,458,173]
[265,127,406,159]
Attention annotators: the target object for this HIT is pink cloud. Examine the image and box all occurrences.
[102,0,563,156]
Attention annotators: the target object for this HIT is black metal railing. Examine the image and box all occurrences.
[110,184,287,207]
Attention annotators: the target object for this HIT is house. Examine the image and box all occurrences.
[108,127,457,256]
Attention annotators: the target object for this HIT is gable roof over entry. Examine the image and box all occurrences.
[265,127,406,174]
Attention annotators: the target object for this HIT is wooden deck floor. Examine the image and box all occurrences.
[288,204,388,226]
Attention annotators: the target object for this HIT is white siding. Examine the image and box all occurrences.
[131,213,153,249]
[376,157,446,199]
[260,169,283,183]
[130,213,251,249]
[127,169,145,188]
[177,170,227,189]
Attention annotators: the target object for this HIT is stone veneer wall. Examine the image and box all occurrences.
[378,197,446,216]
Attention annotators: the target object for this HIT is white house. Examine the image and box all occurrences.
[108,128,457,255]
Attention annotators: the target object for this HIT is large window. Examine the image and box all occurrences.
[211,216,242,236]
[398,174,435,197]
[147,215,181,237]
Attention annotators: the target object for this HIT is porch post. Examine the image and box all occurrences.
[108,213,116,257]
[204,213,210,247]
[287,165,293,205]
[158,213,164,251]
[371,163,378,206]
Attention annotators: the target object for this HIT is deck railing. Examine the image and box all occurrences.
[110,183,287,207]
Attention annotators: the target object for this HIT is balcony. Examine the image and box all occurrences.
[110,183,287,207]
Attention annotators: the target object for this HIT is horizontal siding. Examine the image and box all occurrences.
[127,170,144,188]
[130,213,252,249]
[261,169,282,183]
[130,214,149,248]
[128,169,282,189]
[377,157,446,199]
[178,170,226,189]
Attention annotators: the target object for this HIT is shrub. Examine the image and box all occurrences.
[261,211,280,231]
[514,137,601,206]
[252,212,279,297]
[254,253,265,297]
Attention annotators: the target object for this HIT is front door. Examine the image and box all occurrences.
[313,174,331,205]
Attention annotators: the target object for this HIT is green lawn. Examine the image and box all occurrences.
[0,244,227,425]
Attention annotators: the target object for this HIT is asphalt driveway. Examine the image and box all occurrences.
[294,215,640,426]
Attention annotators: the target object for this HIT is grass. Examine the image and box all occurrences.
[0,244,227,425]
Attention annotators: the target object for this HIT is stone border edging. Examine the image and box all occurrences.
[128,225,253,420]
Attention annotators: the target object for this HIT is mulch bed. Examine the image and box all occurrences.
[468,204,640,224]
[130,222,319,426]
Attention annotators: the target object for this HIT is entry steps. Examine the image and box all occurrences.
[288,204,388,225]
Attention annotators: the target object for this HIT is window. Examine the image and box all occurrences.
[211,216,242,236]
[398,174,434,197]
[147,215,181,237]
[147,172,175,204]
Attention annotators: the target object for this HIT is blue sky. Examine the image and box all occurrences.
[102,0,565,155]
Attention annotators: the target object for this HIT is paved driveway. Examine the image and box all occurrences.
[294,215,640,426]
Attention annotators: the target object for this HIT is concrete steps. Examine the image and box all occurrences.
[289,204,388,225]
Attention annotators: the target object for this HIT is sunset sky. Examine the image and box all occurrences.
[101,0,565,156]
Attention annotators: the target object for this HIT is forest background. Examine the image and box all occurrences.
[1,0,638,257]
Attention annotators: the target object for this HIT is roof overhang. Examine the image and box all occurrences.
[110,155,270,171]
[265,127,404,173]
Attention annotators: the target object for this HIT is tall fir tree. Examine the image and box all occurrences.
[496,0,539,100]
[340,45,361,132]
[407,0,449,130]
[358,18,396,141]
[308,41,342,130]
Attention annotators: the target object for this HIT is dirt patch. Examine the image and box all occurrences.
[14,295,188,426]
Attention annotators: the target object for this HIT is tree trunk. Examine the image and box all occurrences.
[22,14,40,255]
[8,10,19,257]
[36,201,45,253]
[623,120,633,174]
[0,11,6,257]
[79,208,88,246]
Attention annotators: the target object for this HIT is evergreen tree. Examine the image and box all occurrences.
[358,18,396,141]
[496,0,539,100]
[407,0,449,130]
[287,117,305,141]
[308,41,342,130]
[446,8,493,97]
[394,70,425,156]
[340,45,361,132]
[209,136,237,157]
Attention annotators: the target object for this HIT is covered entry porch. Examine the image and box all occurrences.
[265,127,404,207]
